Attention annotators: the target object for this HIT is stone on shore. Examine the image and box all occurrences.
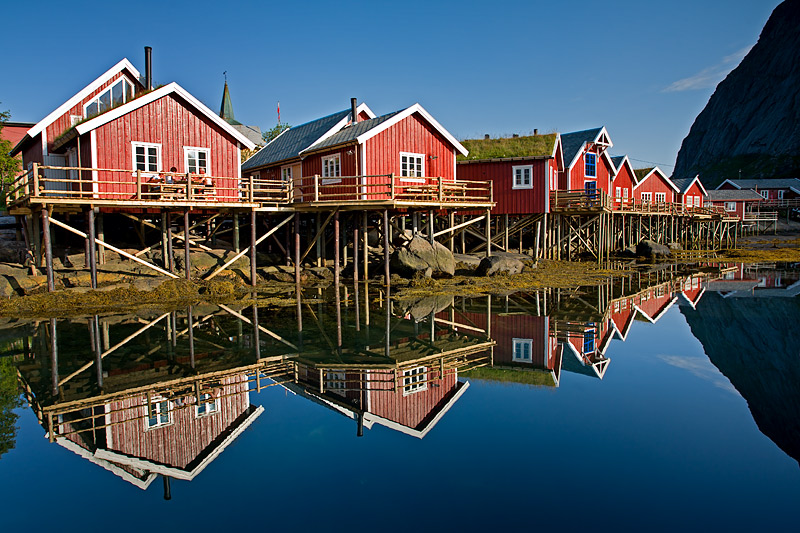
[390,236,455,277]
[475,255,525,276]
[636,240,671,258]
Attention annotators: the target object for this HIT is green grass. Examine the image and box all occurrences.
[462,366,556,387]
[634,167,654,181]
[459,133,557,160]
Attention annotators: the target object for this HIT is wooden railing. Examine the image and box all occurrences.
[5,163,291,206]
[550,189,613,210]
[550,189,727,217]
[743,211,778,223]
[292,174,493,206]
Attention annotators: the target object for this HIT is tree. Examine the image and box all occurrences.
[0,104,21,203]
[0,356,21,459]
[262,122,290,144]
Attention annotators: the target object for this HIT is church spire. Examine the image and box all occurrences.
[220,75,236,124]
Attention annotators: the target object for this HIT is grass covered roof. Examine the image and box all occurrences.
[458,133,557,161]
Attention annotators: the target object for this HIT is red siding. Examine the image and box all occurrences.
[93,93,241,200]
[23,134,43,166]
[457,159,549,214]
[44,69,140,152]
[634,173,675,202]
[368,370,457,429]
[107,375,249,469]
[566,149,612,194]
[710,199,747,220]
[612,163,635,206]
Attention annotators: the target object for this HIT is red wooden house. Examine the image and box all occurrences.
[560,318,613,380]
[677,274,707,309]
[610,155,637,209]
[242,101,468,203]
[11,58,256,202]
[456,133,564,214]
[671,175,708,211]
[559,127,614,197]
[630,281,677,323]
[610,295,637,341]
[706,189,763,220]
[717,178,800,202]
[632,167,678,205]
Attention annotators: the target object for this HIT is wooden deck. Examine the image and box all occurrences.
[5,164,494,213]
[550,189,726,219]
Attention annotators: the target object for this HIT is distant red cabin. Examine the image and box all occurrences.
[706,189,763,220]
[559,127,614,196]
[672,175,708,211]
[610,155,636,209]
[633,167,678,205]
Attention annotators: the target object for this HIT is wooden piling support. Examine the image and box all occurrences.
[294,213,301,285]
[87,208,97,289]
[383,209,390,286]
[485,209,492,258]
[334,210,341,287]
[184,208,191,279]
[250,210,258,287]
[41,207,55,292]
[233,212,240,253]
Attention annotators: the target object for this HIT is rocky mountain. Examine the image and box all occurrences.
[673,0,800,187]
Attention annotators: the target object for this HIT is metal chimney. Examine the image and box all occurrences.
[351,98,358,124]
[144,46,152,90]
[534,128,539,135]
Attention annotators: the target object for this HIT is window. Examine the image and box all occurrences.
[584,153,596,177]
[760,190,768,200]
[622,188,629,198]
[725,201,736,211]
[583,323,596,354]
[84,77,134,118]
[615,187,621,198]
[195,393,219,417]
[655,192,666,203]
[145,397,173,429]
[326,371,346,395]
[585,180,597,197]
[400,152,425,182]
[778,190,785,200]
[281,166,293,182]
[132,142,161,175]
[641,192,652,203]
[184,147,209,175]
[402,366,427,395]
[70,115,82,126]
[512,338,533,362]
[321,154,341,184]
[512,165,533,189]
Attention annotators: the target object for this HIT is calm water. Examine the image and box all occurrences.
[1,263,799,531]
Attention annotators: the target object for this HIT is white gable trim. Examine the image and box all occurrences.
[303,103,377,154]
[564,126,612,170]
[355,103,469,156]
[26,59,142,140]
[680,175,708,196]
[716,179,741,190]
[632,166,680,192]
[74,82,255,150]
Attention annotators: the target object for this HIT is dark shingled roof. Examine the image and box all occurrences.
[720,178,800,191]
[457,133,557,161]
[610,155,625,172]
[671,177,696,193]
[242,109,350,170]
[707,189,764,201]
[301,110,403,153]
[561,128,602,168]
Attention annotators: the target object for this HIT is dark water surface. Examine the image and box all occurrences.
[1,263,799,531]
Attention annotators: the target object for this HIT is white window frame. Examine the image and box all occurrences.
[641,192,652,203]
[321,153,341,185]
[759,190,768,200]
[131,141,162,177]
[615,187,621,198]
[145,396,173,429]
[584,152,597,178]
[778,190,785,200]
[325,371,346,395]
[195,392,219,417]
[655,192,666,203]
[512,165,533,190]
[402,366,428,396]
[400,152,426,183]
[281,165,293,182]
[183,146,210,175]
[724,201,736,212]
[622,188,629,199]
[512,338,533,363]
[84,77,134,118]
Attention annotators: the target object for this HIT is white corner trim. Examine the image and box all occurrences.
[355,103,469,156]
[27,58,141,139]
[75,82,256,150]
[90,130,98,195]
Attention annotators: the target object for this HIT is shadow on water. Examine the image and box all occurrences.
[2,261,799,495]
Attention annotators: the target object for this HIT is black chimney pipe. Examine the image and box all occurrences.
[351,98,358,124]
[145,46,152,90]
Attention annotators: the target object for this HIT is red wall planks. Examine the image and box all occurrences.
[457,159,550,214]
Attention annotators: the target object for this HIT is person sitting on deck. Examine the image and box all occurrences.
[166,167,177,184]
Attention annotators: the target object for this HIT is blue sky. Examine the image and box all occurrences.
[0,0,780,172]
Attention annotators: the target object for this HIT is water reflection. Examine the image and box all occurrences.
[4,262,800,495]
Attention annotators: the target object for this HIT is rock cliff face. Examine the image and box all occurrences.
[673,0,800,186]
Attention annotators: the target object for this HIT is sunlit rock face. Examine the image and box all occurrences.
[673,0,800,187]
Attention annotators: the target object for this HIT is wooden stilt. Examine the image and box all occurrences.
[250,210,257,287]
[87,208,97,289]
[42,207,55,292]
[485,209,492,258]
[97,212,105,265]
[362,211,369,279]
[166,211,174,273]
[184,208,191,279]
[428,210,434,244]
[383,209,390,286]
[233,212,240,253]
[334,210,340,287]
[295,213,301,285]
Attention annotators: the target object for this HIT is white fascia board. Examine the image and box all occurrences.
[355,103,469,156]
[303,103,376,154]
[687,175,708,196]
[656,167,681,192]
[27,58,141,140]
[75,82,256,150]
[716,179,741,190]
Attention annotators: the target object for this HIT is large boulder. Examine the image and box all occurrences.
[390,237,455,277]
[636,240,670,258]
[475,255,525,276]
[395,294,455,322]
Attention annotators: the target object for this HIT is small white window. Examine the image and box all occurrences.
[400,152,425,183]
[655,192,666,203]
[725,201,736,211]
[778,190,785,200]
[70,115,82,126]
[326,371,346,396]
[760,190,768,200]
[512,338,533,362]
[321,154,341,184]
[512,165,533,189]
[132,142,161,176]
[622,188,629,198]
[145,397,173,429]
[184,147,209,175]
[641,192,652,203]
[195,393,219,417]
[615,187,621,198]
[281,166,293,182]
[402,366,427,395]
[84,78,134,118]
